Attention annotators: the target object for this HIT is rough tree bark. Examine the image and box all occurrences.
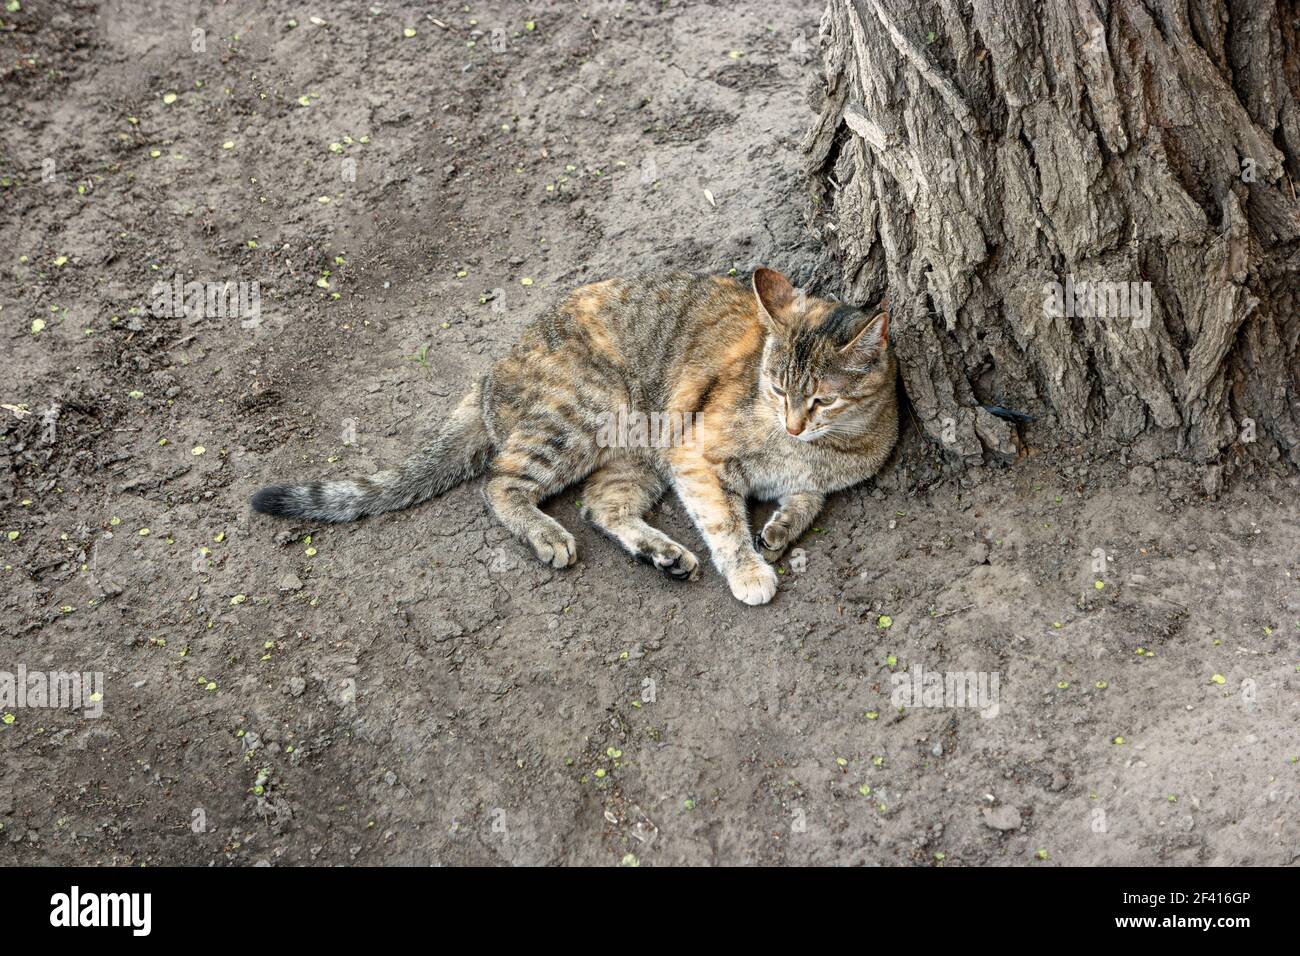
[803,0,1300,471]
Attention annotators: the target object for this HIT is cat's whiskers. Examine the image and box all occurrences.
[817,410,875,441]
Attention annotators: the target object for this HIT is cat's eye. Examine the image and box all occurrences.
[771,385,786,397]
[812,395,838,407]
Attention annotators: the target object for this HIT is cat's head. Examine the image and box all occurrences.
[752,267,893,443]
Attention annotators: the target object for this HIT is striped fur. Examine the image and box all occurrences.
[251,383,491,522]
[251,269,897,605]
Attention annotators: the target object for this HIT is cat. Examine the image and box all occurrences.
[251,268,897,605]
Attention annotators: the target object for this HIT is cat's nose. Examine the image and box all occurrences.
[786,424,801,436]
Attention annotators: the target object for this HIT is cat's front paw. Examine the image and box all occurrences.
[755,521,790,562]
[727,561,779,606]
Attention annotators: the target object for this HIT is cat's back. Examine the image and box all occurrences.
[562,271,759,362]
[497,272,759,403]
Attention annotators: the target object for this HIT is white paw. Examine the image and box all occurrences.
[727,561,779,606]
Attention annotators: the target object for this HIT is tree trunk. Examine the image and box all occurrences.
[802,0,1300,470]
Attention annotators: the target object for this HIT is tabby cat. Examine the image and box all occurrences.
[252,268,897,605]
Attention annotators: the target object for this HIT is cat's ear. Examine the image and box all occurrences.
[839,303,889,371]
[753,267,798,330]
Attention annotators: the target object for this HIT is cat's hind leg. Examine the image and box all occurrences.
[484,431,594,569]
[579,457,699,581]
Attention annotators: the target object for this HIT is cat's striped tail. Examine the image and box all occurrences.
[251,381,492,523]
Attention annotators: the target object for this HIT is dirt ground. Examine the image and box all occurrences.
[2,0,1297,866]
